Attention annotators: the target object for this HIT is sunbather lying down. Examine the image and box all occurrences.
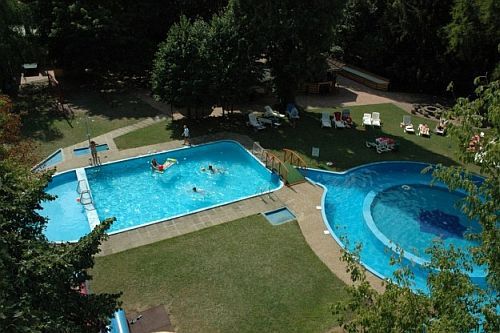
[418,124,430,136]
[151,158,177,173]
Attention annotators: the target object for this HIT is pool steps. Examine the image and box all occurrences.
[75,168,100,230]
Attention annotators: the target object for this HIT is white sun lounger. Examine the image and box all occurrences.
[248,113,266,130]
[362,113,372,126]
[402,115,415,133]
[264,105,285,118]
[321,112,332,128]
[333,112,345,128]
[371,112,381,127]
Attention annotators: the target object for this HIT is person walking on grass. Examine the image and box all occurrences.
[182,125,190,145]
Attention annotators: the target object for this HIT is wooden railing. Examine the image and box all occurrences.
[283,149,307,169]
[262,151,288,182]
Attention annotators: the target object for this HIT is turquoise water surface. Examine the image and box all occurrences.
[305,162,486,292]
[42,141,282,240]
[41,171,91,242]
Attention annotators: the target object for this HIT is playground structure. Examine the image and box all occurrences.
[252,143,307,185]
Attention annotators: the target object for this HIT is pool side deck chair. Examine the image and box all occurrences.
[371,112,381,127]
[362,113,372,126]
[333,111,346,128]
[401,115,415,133]
[248,113,266,130]
[418,123,431,137]
[321,112,332,128]
[435,119,448,135]
[264,105,285,119]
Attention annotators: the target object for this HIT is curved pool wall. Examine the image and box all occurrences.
[303,161,487,292]
[42,140,283,241]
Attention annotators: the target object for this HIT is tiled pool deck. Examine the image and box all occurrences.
[54,126,384,292]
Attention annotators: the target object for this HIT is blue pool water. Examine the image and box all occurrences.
[305,162,486,292]
[42,141,282,239]
[33,149,63,171]
[41,171,91,242]
[73,143,109,156]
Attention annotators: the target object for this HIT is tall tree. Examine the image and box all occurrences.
[232,0,341,104]
[151,16,213,118]
[1,103,121,331]
[445,0,500,88]
[332,0,500,93]
[207,5,261,114]
[0,0,38,95]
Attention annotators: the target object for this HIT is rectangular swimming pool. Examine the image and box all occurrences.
[42,140,282,241]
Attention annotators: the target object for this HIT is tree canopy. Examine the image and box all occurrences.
[232,0,341,104]
[0,99,121,332]
[332,0,500,93]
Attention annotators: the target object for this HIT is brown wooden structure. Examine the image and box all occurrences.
[262,150,288,182]
[328,58,390,91]
[283,149,307,169]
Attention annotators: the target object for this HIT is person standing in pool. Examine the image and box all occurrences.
[90,141,99,165]
[182,125,190,146]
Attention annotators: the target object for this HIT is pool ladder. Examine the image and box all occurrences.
[260,186,272,198]
[76,180,95,210]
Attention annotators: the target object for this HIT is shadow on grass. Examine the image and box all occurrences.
[15,84,66,141]
[167,106,458,171]
[62,79,162,120]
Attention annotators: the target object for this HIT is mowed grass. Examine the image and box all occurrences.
[16,84,161,159]
[114,103,471,172]
[114,119,173,149]
[92,216,348,333]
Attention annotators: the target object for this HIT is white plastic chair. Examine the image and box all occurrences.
[264,105,285,119]
[371,112,381,127]
[321,112,332,128]
[333,112,345,128]
[362,113,372,126]
[402,115,415,133]
[248,113,266,130]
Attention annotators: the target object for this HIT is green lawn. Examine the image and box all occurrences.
[114,103,470,171]
[114,119,173,149]
[92,216,347,333]
[16,83,162,159]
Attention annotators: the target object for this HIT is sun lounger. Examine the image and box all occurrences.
[401,115,415,133]
[418,124,430,137]
[435,119,448,135]
[248,113,266,130]
[321,112,332,128]
[264,105,285,119]
[286,103,300,119]
[371,112,381,127]
[333,112,345,128]
[362,113,372,126]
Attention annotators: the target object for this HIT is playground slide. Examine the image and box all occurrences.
[108,309,130,333]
